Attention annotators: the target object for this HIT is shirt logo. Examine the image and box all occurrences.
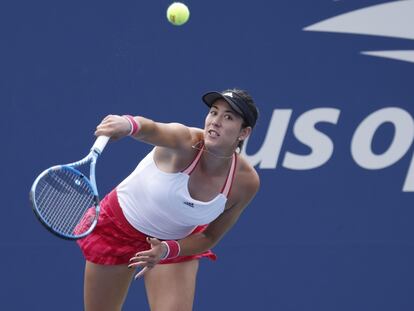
[183,201,195,208]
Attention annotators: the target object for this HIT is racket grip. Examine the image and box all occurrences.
[92,136,110,154]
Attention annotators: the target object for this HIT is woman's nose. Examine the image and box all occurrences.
[211,118,221,127]
[207,111,224,127]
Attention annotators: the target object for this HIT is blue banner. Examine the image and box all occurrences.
[1,0,413,310]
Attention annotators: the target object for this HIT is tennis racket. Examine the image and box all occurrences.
[29,136,110,240]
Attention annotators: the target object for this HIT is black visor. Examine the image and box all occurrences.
[202,91,257,127]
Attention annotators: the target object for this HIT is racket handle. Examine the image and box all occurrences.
[92,136,110,154]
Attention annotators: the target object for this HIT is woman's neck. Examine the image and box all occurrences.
[196,149,234,176]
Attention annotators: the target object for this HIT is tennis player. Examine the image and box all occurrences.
[77,89,260,311]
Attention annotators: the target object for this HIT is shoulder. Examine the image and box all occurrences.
[164,122,193,140]
[168,124,203,144]
[188,126,204,143]
[158,123,203,149]
[235,155,260,194]
[227,155,260,208]
[153,126,204,170]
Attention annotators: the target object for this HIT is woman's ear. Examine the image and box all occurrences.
[239,126,252,141]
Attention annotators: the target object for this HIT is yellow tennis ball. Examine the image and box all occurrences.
[166,2,190,26]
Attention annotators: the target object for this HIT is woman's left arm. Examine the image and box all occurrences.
[129,167,260,278]
[178,175,260,256]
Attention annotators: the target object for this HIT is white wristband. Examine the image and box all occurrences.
[160,242,170,260]
[123,116,134,136]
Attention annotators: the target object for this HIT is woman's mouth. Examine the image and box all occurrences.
[208,129,220,137]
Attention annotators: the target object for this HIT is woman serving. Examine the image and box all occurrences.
[77,88,260,311]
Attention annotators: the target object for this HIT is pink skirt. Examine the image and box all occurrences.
[76,190,217,265]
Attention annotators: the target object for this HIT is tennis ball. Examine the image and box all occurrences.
[166,2,190,26]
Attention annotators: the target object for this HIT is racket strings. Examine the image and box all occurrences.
[40,171,94,235]
[34,168,96,236]
[49,173,88,230]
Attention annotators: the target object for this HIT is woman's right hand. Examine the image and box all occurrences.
[94,115,132,140]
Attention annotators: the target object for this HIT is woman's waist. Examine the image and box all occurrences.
[102,189,148,239]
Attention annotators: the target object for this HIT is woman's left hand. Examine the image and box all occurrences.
[128,237,167,279]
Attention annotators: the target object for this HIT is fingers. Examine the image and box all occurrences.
[128,258,156,280]
[128,254,153,265]
[129,252,159,265]
[128,255,157,280]
[102,115,113,122]
[94,115,130,138]
[128,260,154,269]
[131,249,155,259]
[134,266,149,280]
[131,254,153,261]
[129,237,164,280]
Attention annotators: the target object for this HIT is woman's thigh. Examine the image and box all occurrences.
[144,260,199,311]
[84,261,135,311]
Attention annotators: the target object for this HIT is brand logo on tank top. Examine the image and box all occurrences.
[183,201,195,208]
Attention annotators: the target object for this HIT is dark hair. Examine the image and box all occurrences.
[223,88,259,151]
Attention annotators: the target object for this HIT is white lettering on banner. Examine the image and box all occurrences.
[283,108,340,170]
[351,107,414,191]
[242,107,414,192]
[351,108,414,168]
[404,152,414,192]
[242,109,292,169]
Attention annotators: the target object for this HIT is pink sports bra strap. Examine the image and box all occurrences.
[182,143,204,175]
[182,144,238,198]
[221,154,237,197]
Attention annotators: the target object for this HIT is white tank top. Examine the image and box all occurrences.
[116,145,237,240]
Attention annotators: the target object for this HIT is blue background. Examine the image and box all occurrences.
[1,0,413,310]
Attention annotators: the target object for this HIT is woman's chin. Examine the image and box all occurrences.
[204,133,222,142]
[204,134,219,145]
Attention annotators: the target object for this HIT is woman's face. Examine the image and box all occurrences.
[203,99,250,153]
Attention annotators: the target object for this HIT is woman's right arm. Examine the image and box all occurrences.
[94,115,197,151]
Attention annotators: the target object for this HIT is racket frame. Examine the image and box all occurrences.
[29,136,109,240]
